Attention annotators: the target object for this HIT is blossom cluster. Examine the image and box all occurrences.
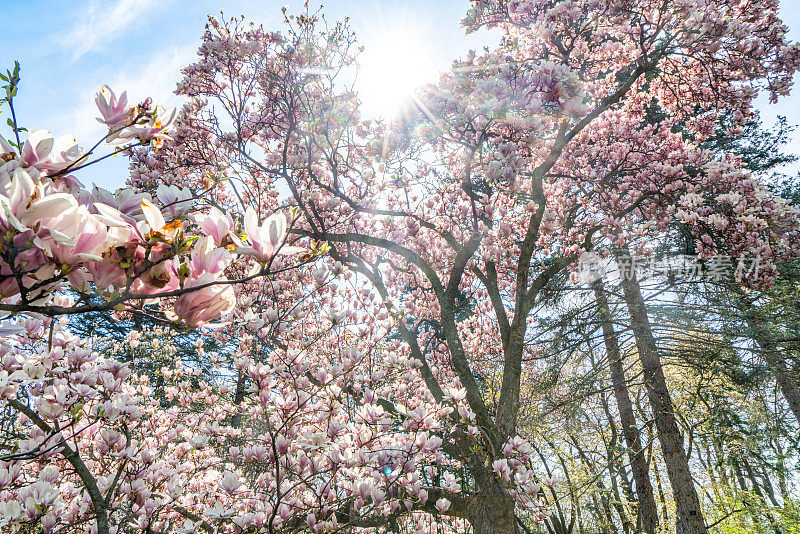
[0,85,302,327]
[0,311,507,533]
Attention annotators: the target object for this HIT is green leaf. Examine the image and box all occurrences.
[6,118,14,128]
[0,73,7,82]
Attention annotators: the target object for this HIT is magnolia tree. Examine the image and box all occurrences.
[2,0,800,533]
[0,62,315,532]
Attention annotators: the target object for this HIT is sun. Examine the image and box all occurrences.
[357,25,438,119]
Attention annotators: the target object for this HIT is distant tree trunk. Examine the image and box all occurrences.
[231,371,247,428]
[732,460,748,493]
[570,431,630,534]
[742,457,782,533]
[755,339,800,424]
[593,492,614,534]
[600,399,635,534]
[594,281,659,534]
[711,440,729,489]
[735,295,800,425]
[618,268,708,534]
[771,437,790,502]
[652,452,671,526]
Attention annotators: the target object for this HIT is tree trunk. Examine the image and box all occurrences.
[594,282,660,534]
[618,269,708,534]
[231,371,247,428]
[603,415,635,534]
[468,485,517,534]
[570,430,631,534]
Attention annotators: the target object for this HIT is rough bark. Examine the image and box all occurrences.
[594,282,660,534]
[468,485,517,534]
[618,270,708,534]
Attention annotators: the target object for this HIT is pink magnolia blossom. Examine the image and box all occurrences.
[194,206,234,246]
[120,107,177,151]
[19,130,85,174]
[156,183,193,217]
[85,256,126,291]
[237,207,302,262]
[0,136,14,156]
[0,168,81,251]
[191,236,231,275]
[92,185,152,220]
[20,130,53,168]
[139,198,183,241]
[52,212,109,264]
[95,85,134,130]
[38,135,84,173]
[173,272,236,327]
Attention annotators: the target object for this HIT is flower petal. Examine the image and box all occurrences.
[141,199,166,232]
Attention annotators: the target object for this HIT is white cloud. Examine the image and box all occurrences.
[64,0,167,61]
[104,43,196,110]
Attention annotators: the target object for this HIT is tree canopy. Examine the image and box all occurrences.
[1,2,799,533]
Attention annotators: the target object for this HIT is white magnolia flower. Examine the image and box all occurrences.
[218,470,242,494]
[204,501,233,519]
[156,184,194,217]
[435,498,450,513]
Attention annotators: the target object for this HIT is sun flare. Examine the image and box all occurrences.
[357,26,438,119]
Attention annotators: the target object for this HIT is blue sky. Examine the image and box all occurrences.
[3,0,799,189]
